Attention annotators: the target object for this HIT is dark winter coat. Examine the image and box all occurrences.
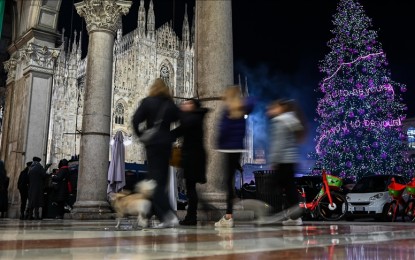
[217,98,254,150]
[27,162,46,208]
[51,166,70,202]
[0,161,9,212]
[173,108,209,183]
[132,96,180,146]
[17,167,30,193]
[132,95,180,220]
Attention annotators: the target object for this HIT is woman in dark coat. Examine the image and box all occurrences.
[0,160,9,218]
[51,159,70,219]
[132,78,180,228]
[172,99,208,225]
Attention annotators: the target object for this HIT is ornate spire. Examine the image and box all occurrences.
[147,0,155,39]
[182,4,190,49]
[137,0,146,37]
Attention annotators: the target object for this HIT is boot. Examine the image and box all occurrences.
[34,208,41,220]
[26,208,34,220]
[19,212,25,220]
[0,212,4,218]
[179,215,197,226]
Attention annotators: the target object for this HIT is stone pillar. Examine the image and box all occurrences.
[71,0,131,219]
[2,44,60,218]
[195,1,235,213]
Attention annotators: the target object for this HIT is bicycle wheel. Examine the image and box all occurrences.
[317,191,348,221]
[386,201,398,222]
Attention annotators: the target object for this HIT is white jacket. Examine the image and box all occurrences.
[268,111,303,165]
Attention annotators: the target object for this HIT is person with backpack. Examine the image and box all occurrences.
[49,159,71,219]
[267,99,307,226]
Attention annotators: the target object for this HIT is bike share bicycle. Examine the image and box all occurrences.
[404,178,415,222]
[386,177,407,222]
[298,170,348,221]
[256,169,348,224]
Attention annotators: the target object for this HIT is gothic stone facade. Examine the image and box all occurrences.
[49,0,195,165]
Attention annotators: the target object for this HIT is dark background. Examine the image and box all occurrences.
[59,0,415,168]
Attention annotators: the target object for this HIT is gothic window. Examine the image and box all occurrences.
[115,103,125,125]
[160,64,170,87]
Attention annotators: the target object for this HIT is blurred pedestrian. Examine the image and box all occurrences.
[267,99,307,226]
[0,160,9,218]
[27,156,46,220]
[17,161,32,220]
[172,98,209,226]
[132,78,180,228]
[214,85,254,228]
[50,159,70,219]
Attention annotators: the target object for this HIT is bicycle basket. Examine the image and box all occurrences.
[326,174,343,188]
[406,178,415,196]
[388,181,406,198]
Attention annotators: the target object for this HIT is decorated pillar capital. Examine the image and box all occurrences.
[20,43,60,75]
[75,0,132,35]
[3,57,18,84]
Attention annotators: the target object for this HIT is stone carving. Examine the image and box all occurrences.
[75,0,132,34]
[3,57,18,83]
[20,43,60,73]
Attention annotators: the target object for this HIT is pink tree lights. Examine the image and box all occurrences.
[312,0,414,180]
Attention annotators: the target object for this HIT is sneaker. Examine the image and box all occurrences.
[255,211,286,226]
[282,218,303,226]
[214,216,234,228]
[154,215,179,228]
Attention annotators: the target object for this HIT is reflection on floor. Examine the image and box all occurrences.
[1,218,415,259]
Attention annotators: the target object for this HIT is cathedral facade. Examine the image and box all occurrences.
[48,0,195,165]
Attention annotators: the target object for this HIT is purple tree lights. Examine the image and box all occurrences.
[312,0,414,180]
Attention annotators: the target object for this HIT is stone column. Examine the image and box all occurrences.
[195,1,236,214]
[71,0,131,219]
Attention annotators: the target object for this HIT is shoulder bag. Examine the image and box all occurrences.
[139,101,168,145]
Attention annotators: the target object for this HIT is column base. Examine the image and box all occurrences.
[70,200,115,220]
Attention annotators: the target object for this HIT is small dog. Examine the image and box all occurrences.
[110,179,157,229]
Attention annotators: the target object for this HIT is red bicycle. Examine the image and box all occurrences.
[299,170,348,221]
[404,178,415,222]
[386,177,406,222]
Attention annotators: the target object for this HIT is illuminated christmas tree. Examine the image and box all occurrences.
[313,0,414,180]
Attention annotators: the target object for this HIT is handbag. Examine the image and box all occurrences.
[169,144,182,168]
[139,101,168,145]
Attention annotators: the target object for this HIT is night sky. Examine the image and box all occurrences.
[59,0,415,168]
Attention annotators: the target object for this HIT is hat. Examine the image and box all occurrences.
[26,161,33,167]
[33,156,42,162]
[59,159,68,167]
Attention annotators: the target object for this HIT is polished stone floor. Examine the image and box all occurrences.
[1,217,415,259]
